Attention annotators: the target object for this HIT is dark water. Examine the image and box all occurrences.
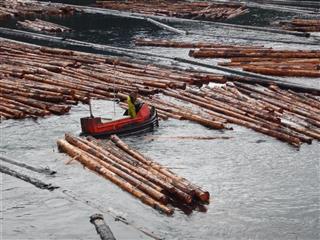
[1,1,320,239]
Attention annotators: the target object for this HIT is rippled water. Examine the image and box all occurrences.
[1,2,320,240]
[1,100,319,240]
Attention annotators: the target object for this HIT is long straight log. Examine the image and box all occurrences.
[145,18,187,35]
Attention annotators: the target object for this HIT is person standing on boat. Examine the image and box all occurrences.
[125,91,143,118]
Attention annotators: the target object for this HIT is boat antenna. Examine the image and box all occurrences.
[88,97,94,118]
[112,60,119,119]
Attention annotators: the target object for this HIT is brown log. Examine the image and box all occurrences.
[110,135,210,202]
[57,139,174,215]
[64,134,168,204]
[83,136,193,204]
[242,66,320,77]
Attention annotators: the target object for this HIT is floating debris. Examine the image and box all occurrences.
[57,133,210,215]
[95,0,249,21]
[17,19,71,33]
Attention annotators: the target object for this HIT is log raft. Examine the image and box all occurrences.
[18,19,71,33]
[95,0,249,21]
[57,133,210,215]
[1,39,319,147]
[277,19,320,33]
[0,39,224,120]
[0,0,75,22]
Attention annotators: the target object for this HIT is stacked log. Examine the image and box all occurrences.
[139,83,320,148]
[278,19,320,32]
[57,133,210,215]
[95,0,249,21]
[134,38,266,49]
[134,39,320,78]
[0,39,225,120]
[18,19,71,33]
[0,0,75,22]
[189,47,320,78]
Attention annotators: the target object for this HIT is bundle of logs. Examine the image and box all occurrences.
[57,133,209,215]
[135,38,320,78]
[190,47,320,78]
[0,39,225,120]
[277,19,320,33]
[95,0,248,21]
[17,19,71,33]
[0,0,75,22]
[140,83,320,148]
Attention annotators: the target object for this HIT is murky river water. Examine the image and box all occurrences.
[1,1,320,239]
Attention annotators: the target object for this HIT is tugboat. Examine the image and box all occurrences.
[80,101,159,138]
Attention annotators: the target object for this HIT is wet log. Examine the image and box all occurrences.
[57,139,174,215]
[84,137,193,204]
[242,66,320,77]
[18,19,71,33]
[0,164,59,191]
[110,135,210,202]
[90,214,116,240]
[189,49,320,59]
[64,134,168,204]
[0,156,56,175]
[145,18,187,35]
[164,89,302,147]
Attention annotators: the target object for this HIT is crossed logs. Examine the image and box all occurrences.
[95,0,249,21]
[57,133,209,215]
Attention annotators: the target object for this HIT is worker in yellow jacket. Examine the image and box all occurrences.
[125,92,143,118]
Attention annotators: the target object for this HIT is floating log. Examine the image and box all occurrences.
[0,37,226,120]
[90,214,116,240]
[57,139,174,215]
[57,134,210,214]
[145,18,187,35]
[242,66,320,78]
[0,164,59,191]
[109,135,210,202]
[95,0,249,21]
[0,0,75,23]
[0,156,56,175]
[278,18,320,32]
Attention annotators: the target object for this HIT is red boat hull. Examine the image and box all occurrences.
[80,104,158,138]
